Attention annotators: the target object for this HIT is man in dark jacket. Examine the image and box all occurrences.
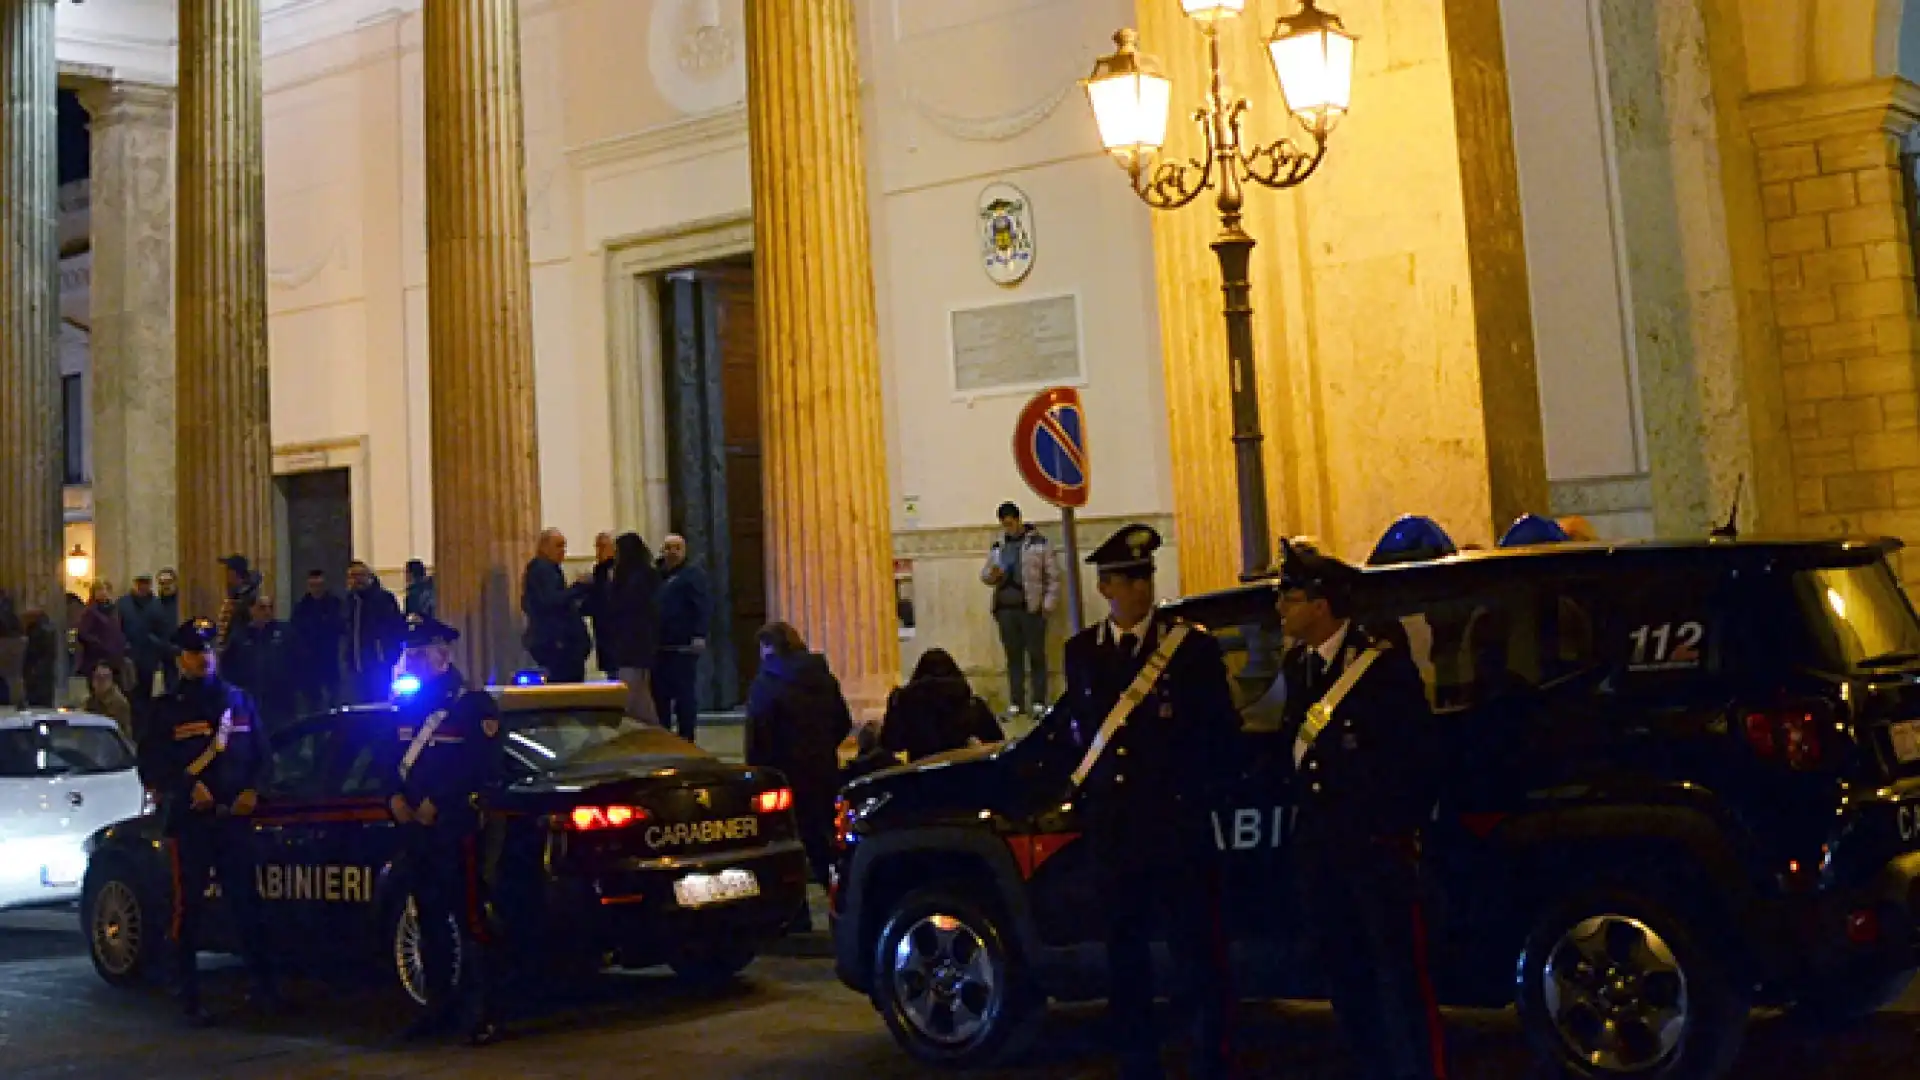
[137,617,277,1023]
[20,607,57,707]
[345,560,404,704]
[117,574,172,711]
[404,559,437,620]
[745,622,852,932]
[580,533,617,677]
[653,534,711,741]
[155,568,182,693]
[292,569,345,713]
[215,555,261,667]
[521,529,589,683]
[226,595,301,733]
[1275,539,1448,1080]
[1048,523,1239,1080]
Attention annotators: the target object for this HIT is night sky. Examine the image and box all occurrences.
[57,89,88,185]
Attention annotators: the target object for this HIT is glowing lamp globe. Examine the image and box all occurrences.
[1267,0,1357,135]
[1083,29,1172,170]
[1181,0,1246,21]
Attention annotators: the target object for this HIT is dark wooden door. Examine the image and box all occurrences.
[659,259,764,710]
[280,469,352,594]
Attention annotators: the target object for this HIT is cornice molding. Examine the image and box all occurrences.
[566,105,748,172]
[1744,76,1920,144]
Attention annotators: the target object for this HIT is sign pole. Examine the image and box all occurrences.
[1059,505,1084,630]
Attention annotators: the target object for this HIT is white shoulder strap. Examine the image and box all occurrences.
[184,709,234,778]
[1298,645,1385,751]
[400,711,446,780]
[1071,622,1192,788]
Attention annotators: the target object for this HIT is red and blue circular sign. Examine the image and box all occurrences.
[1012,386,1090,509]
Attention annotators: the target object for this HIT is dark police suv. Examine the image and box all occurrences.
[832,533,1920,1079]
[81,682,808,1006]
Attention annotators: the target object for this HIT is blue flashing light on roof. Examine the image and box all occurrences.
[1368,515,1458,567]
[513,670,546,687]
[391,673,423,698]
[1500,513,1571,548]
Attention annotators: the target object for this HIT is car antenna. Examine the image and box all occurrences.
[1711,475,1745,540]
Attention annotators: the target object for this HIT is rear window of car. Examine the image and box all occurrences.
[506,709,705,768]
[1786,561,1920,672]
[0,724,134,778]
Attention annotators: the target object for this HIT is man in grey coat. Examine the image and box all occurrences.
[980,501,1060,716]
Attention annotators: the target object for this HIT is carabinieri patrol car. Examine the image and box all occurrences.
[81,681,808,1006]
[832,520,1920,1080]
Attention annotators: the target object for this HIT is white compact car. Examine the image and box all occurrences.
[0,710,146,910]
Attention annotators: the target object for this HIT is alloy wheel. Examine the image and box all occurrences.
[1542,913,1690,1073]
[891,912,999,1046]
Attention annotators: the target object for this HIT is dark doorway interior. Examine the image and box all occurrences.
[660,258,765,711]
[276,468,353,613]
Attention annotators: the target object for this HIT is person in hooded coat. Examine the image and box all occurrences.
[744,622,852,932]
[880,648,1002,762]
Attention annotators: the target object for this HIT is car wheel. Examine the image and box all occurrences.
[873,883,1044,1068]
[83,859,162,988]
[1785,968,1918,1030]
[389,896,461,1009]
[669,940,757,987]
[1517,887,1747,1080]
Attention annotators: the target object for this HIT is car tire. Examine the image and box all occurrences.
[872,882,1044,1068]
[1785,967,1918,1030]
[387,896,460,1011]
[1517,886,1747,1080]
[82,857,164,988]
[669,940,758,987]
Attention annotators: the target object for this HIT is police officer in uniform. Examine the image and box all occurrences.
[1274,539,1448,1080]
[1049,524,1240,1080]
[137,616,277,1024]
[386,615,506,1045]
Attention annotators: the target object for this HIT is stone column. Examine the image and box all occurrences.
[81,81,177,590]
[0,0,63,623]
[422,0,542,683]
[1745,81,1920,562]
[175,0,273,619]
[745,0,899,710]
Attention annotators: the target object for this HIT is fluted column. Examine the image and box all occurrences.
[0,0,62,625]
[423,0,542,684]
[745,0,898,711]
[176,0,272,620]
[82,82,178,592]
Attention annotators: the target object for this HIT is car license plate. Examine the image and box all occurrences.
[1891,720,1920,763]
[672,868,759,908]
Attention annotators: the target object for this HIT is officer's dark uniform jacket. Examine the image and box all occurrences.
[395,669,503,837]
[1056,612,1240,869]
[1276,620,1437,845]
[139,674,270,834]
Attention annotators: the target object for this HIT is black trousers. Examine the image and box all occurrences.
[994,607,1048,711]
[1098,855,1233,1080]
[534,643,587,685]
[407,827,496,1028]
[652,650,701,741]
[169,817,272,1008]
[1294,830,1448,1080]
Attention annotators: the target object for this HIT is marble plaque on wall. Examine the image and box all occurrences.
[949,294,1083,395]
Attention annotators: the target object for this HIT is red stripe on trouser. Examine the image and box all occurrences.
[168,839,184,942]
[461,835,486,943]
[1407,898,1449,1080]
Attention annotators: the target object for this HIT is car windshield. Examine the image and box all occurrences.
[507,709,701,767]
[0,724,134,778]
[1790,562,1920,671]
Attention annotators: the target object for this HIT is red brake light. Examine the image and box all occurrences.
[1743,708,1824,770]
[755,788,794,814]
[568,805,648,831]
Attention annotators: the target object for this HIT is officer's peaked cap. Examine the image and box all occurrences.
[171,616,218,653]
[1279,537,1359,596]
[401,613,460,648]
[1087,523,1161,573]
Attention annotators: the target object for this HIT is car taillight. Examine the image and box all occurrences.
[568,804,649,831]
[834,796,854,851]
[1744,708,1824,770]
[754,788,794,814]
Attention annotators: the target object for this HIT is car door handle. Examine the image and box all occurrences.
[67,791,83,808]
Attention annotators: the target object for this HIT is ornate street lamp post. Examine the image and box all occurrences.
[1084,0,1355,579]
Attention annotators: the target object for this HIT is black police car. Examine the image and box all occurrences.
[81,682,808,1005]
[831,533,1920,1079]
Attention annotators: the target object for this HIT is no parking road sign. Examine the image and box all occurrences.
[1012,386,1090,509]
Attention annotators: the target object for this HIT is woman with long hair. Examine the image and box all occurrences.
[605,532,664,725]
[880,647,1002,762]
